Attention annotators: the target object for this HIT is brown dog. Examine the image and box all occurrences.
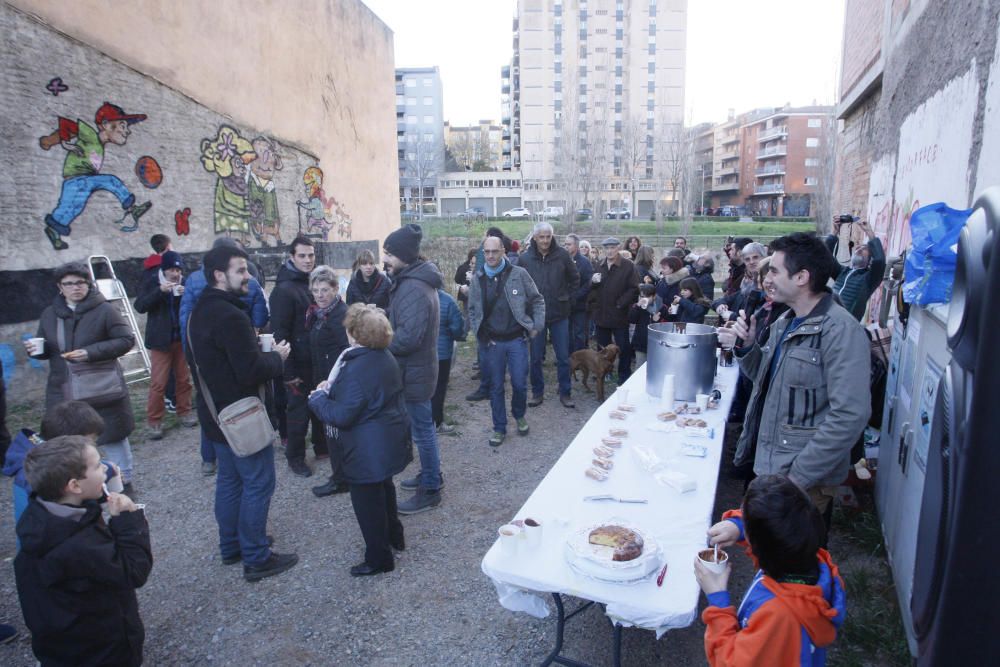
[570,344,621,402]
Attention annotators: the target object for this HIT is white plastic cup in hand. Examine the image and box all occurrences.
[523,518,543,549]
[592,273,602,284]
[498,523,522,557]
[466,271,473,283]
[171,284,183,297]
[669,304,679,315]
[717,327,737,350]
[28,337,45,356]
[696,393,710,411]
[698,547,730,574]
[259,334,274,352]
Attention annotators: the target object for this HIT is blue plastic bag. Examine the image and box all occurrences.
[903,202,972,305]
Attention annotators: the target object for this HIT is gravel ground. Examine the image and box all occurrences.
[0,341,752,666]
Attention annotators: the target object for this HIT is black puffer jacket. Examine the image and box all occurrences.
[268,261,313,381]
[587,257,640,329]
[346,269,392,310]
[15,498,152,667]
[186,288,285,444]
[34,290,135,444]
[133,271,181,350]
[308,299,350,382]
[517,240,580,323]
[387,260,442,402]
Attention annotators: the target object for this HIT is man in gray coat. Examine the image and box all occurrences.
[383,224,444,514]
[723,232,870,528]
[469,236,545,447]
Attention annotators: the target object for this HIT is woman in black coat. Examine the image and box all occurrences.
[306,266,351,498]
[308,304,412,576]
[345,249,392,310]
[25,263,137,489]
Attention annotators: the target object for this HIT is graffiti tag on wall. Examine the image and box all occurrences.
[298,167,353,241]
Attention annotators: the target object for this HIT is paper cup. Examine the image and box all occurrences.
[28,337,45,356]
[698,548,729,574]
[171,284,183,297]
[523,518,543,550]
[696,393,710,411]
[498,524,522,557]
[259,334,274,352]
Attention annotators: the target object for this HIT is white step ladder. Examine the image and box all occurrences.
[87,255,151,385]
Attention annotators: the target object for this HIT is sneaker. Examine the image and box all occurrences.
[311,477,349,497]
[397,488,442,515]
[400,472,444,491]
[243,551,298,582]
[201,461,217,476]
[560,394,576,409]
[288,459,312,477]
[222,535,275,565]
[516,418,530,436]
[148,423,163,440]
[180,412,198,427]
[465,390,489,402]
[527,395,544,407]
[0,623,18,645]
[350,561,394,577]
[489,431,506,447]
[164,398,177,414]
[437,423,456,435]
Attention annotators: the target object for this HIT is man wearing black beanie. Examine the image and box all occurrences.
[382,224,446,514]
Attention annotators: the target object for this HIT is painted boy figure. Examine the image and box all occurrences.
[39,102,153,251]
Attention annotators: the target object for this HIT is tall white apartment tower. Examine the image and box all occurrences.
[503,0,687,216]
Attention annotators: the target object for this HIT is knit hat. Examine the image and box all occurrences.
[733,237,754,251]
[383,224,423,264]
[160,250,183,271]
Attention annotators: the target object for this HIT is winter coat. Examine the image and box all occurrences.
[386,260,443,402]
[723,261,747,297]
[516,240,580,323]
[570,253,593,312]
[587,257,640,329]
[2,429,42,493]
[34,291,135,445]
[468,260,546,340]
[824,235,886,321]
[179,268,268,348]
[133,271,181,350]
[702,509,846,667]
[15,498,152,667]
[655,272,684,306]
[269,260,315,382]
[628,302,668,353]
[667,297,709,324]
[734,293,871,490]
[186,288,285,444]
[307,298,349,382]
[713,282,765,323]
[437,289,466,361]
[692,267,716,303]
[454,259,473,304]
[308,347,412,484]
[346,269,392,310]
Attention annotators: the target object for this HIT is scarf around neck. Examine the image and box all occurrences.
[483,256,507,278]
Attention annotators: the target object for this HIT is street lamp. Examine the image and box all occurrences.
[697,166,706,215]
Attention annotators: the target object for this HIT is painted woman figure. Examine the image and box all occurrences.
[200,125,255,245]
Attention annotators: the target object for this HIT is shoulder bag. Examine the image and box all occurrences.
[57,319,127,407]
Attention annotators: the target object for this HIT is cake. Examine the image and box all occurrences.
[588,525,644,562]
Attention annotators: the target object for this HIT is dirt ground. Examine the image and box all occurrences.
[0,340,897,666]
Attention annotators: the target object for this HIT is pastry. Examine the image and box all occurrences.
[687,406,702,414]
[592,457,613,470]
[608,428,628,437]
[617,403,635,412]
[588,525,644,561]
[601,437,622,448]
[609,411,627,420]
[594,445,614,458]
[656,411,677,421]
[585,467,609,481]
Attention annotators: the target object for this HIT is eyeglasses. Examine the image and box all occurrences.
[60,280,88,288]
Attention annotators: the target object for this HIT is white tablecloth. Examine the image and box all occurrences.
[481,362,740,638]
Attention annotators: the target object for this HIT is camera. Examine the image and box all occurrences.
[838,214,856,224]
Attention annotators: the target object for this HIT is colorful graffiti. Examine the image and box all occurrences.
[297,166,353,240]
[45,77,68,96]
[38,101,153,251]
[248,136,284,246]
[174,208,192,236]
[134,155,163,189]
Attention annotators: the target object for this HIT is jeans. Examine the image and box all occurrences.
[350,478,403,570]
[594,326,632,384]
[405,399,441,491]
[100,437,134,484]
[482,337,529,434]
[147,342,193,424]
[285,376,326,463]
[529,318,571,398]
[48,174,135,232]
[431,358,453,426]
[200,427,216,463]
[211,438,276,566]
[475,345,490,396]
[569,310,589,352]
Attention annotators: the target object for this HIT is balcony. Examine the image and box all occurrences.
[502,85,510,94]
[758,125,788,142]
[713,179,739,192]
[755,182,785,195]
[716,149,739,161]
[716,166,738,177]
[720,134,740,145]
[757,144,788,159]
[755,165,786,176]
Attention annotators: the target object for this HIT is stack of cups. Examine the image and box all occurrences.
[661,374,675,408]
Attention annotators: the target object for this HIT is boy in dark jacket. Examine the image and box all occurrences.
[134,250,196,439]
[15,435,152,667]
[628,283,668,369]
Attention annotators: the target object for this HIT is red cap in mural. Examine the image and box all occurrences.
[94,102,147,126]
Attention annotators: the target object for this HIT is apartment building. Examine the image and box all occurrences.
[396,67,446,213]
[503,0,687,217]
[444,120,504,171]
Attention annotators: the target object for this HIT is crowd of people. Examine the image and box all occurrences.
[0,217,887,665]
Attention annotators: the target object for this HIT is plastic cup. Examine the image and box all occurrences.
[171,284,183,296]
[28,337,45,356]
[696,393,710,411]
[523,518,543,549]
[698,547,729,574]
[498,524,522,557]
[259,334,274,352]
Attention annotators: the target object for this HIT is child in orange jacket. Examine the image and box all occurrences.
[694,474,847,667]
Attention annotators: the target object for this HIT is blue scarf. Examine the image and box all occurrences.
[483,256,507,278]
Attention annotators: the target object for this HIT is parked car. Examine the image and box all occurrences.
[720,205,741,217]
[457,207,486,222]
[605,208,632,220]
[541,206,564,219]
[575,208,593,221]
[502,207,532,218]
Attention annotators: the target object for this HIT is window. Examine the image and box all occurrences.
[595,28,607,34]
[423,115,434,124]
[423,133,433,142]
[406,152,415,160]
[648,44,656,55]
[648,62,655,74]
[396,95,404,106]
[804,177,818,185]
[423,79,433,87]
[406,97,417,106]
[407,115,417,124]
[423,97,433,105]
[806,137,819,148]
[804,158,820,167]
[808,118,822,128]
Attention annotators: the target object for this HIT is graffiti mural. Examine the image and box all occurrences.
[134,155,163,189]
[38,101,153,251]
[248,136,284,246]
[297,166,353,240]
[174,208,192,236]
[200,125,255,245]
[45,77,68,96]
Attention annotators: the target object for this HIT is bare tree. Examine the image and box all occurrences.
[402,138,443,219]
[447,131,476,171]
[651,120,694,234]
[619,115,646,232]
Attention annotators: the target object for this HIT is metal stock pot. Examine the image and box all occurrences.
[645,323,718,401]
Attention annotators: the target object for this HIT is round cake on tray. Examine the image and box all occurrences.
[588,524,644,562]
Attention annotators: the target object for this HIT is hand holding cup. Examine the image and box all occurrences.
[273,340,291,361]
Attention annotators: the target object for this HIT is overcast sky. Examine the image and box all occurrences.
[362,0,845,126]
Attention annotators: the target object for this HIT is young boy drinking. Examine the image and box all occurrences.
[14,435,152,666]
[695,474,847,666]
